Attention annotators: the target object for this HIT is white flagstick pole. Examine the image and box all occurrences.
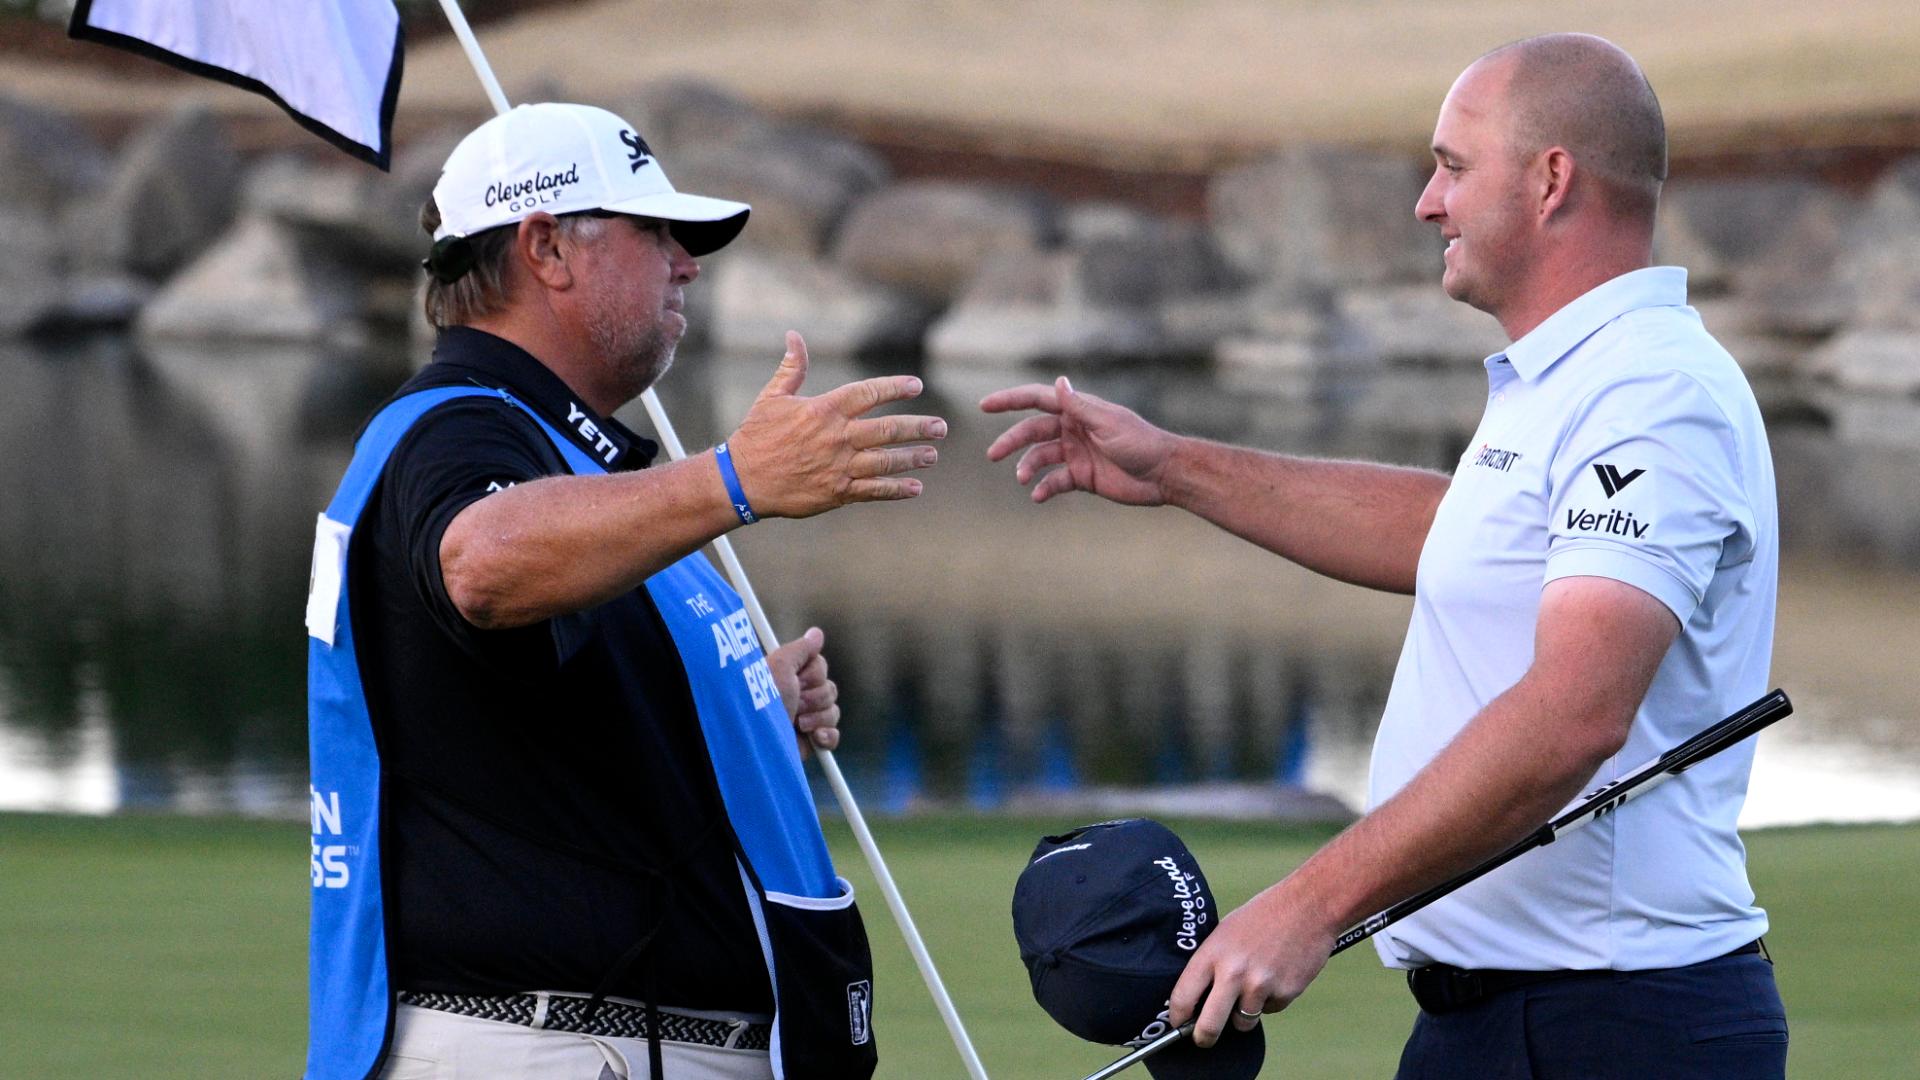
[431,4,989,1077]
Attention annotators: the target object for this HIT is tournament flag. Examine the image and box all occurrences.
[68,0,404,170]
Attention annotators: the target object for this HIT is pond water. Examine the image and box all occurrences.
[1,334,1916,828]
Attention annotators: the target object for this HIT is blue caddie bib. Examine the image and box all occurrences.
[305,389,875,1080]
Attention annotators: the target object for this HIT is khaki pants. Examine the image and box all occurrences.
[378,1001,777,1080]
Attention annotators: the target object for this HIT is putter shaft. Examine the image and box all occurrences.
[1077,689,1791,1080]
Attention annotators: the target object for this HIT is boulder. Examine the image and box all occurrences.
[1215,335,1323,378]
[1804,330,1920,397]
[1661,177,1824,266]
[668,123,890,256]
[243,154,371,232]
[238,153,428,275]
[1160,292,1255,357]
[1733,186,1864,337]
[1651,200,1732,295]
[69,105,241,280]
[0,94,111,213]
[1212,298,1355,398]
[1334,285,1509,368]
[42,273,156,332]
[708,251,933,359]
[831,181,1057,302]
[1209,146,1435,289]
[1077,219,1241,356]
[1688,298,1803,380]
[1813,393,1920,451]
[1245,287,1334,340]
[926,249,1162,366]
[357,125,469,267]
[1072,219,1235,307]
[1830,156,1920,331]
[605,79,770,154]
[0,210,63,336]
[136,215,364,344]
[1344,367,1494,439]
[1060,200,1158,246]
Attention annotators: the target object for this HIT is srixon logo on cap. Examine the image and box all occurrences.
[620,129,654,173]
[1155,856,1209,951]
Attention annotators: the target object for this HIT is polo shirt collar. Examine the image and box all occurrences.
[1502,266,1689,382]
[430,326,658,469]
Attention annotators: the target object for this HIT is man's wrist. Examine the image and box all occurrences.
[713,441,759,525]
[1157,433,1204,511]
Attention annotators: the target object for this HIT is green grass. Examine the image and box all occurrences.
[2,813,1915,1078]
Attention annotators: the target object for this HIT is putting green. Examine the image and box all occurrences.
[1,813,1913,1077]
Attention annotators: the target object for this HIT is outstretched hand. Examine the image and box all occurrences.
[980,376,1182,506]
[727,332,946,519]
[766,625,840,755]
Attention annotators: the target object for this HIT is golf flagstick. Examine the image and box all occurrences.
[430,4,990,1077]
[1081,688,1793,1080]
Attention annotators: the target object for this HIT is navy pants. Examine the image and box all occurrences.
[1394,951,1787,1079]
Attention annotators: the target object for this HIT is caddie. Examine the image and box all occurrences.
[305,102,944,1080]
[983,34,1786,1079]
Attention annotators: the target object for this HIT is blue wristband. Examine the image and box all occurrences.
[714,441,759,525]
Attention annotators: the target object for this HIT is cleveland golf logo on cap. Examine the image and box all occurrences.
[428,103,750,257]
[483,163,581,212]
[1154,855,1209,951]
[1012,819,1265,1080]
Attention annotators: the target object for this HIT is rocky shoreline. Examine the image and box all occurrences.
[5,80,1918,560]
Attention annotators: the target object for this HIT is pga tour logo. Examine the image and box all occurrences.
[847,980,873,1046]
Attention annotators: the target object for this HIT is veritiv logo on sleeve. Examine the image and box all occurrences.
[1593,463,1646,498]
[1566,462,1652,539]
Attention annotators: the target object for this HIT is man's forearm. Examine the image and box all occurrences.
[1271,574,1676,939]
[1161,438,1450,594]
[1274,676,1629,943]
[439,450,739,629]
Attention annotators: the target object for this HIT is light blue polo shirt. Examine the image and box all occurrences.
[1368,267,1777,972]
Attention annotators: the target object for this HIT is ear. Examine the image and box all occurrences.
[1536,147,1575,222]
[515,213,574,290]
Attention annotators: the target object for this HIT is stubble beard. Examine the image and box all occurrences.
[586,288,680,399]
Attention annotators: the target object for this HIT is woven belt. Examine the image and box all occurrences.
[398,990,772,1051]
[1408,939,1766,1015]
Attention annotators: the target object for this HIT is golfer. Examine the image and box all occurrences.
[306,103,942,1080]
[982,34,1785,1078]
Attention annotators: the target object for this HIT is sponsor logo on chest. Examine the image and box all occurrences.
[694,592,779,711]
[566,402,620,464]
[1471,443,1524,472]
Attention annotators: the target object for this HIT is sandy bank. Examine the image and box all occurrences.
[7,0,1920,169]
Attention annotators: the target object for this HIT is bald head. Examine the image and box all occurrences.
[1475,33,1667,220]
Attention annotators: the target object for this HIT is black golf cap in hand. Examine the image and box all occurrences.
[1013,819,1264,1080]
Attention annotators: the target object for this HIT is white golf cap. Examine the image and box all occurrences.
[430,102,750,257]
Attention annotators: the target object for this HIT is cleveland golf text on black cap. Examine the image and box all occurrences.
[1012,819,1264,1080]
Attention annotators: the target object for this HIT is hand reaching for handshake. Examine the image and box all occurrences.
[724,332,945,518]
